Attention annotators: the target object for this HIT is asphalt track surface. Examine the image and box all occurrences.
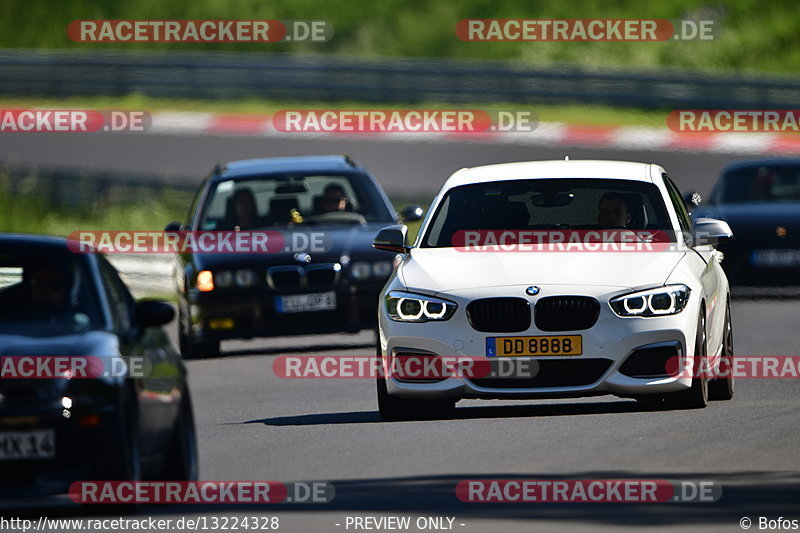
[3,133,800,532]
[0,131,738,198]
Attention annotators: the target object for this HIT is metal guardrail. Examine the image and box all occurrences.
[0,164,196,209]
[1,49,800,109]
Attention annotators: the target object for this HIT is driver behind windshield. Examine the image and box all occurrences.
[228,188,262,229]
[751,167,775,201]
[0,256,99,330]
[27,265,72,311]
[597,192,632,228]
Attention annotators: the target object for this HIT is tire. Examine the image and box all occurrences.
[376,376,455,421]
[161,387,199,481]
[664,312,709,410]
[80,388,143,514]
[179,309,220,359]
[97,388,142,481]
[709,301,735,401]
[179,331,220,359]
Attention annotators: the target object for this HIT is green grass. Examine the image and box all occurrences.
[4,0,800,74]
[0,94,670,128]
[0,172,189,235]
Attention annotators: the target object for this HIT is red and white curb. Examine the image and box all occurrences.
[147,111,800,155]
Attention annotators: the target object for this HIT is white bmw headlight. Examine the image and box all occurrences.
[610,285,691,317]
[385,291,457,322]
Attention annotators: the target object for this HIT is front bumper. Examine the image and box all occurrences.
[718,243,800,285]
[0,400,118,498]
[379,286,699,401]
[185,282,384,341]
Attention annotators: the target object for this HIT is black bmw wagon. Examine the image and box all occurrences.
[167,155,422,358]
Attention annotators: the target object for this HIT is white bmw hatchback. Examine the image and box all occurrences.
[374,160,735,420]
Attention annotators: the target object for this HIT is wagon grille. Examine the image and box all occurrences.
[267,263,340,290]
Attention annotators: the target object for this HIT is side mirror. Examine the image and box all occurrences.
[373,225,410,254]
[692,218,733,247]
[165,221,184,232]
[134,300,175,328]
[398,204,424,223]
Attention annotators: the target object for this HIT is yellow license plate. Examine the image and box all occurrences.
[487,335,582,357]
[209,318,235,330]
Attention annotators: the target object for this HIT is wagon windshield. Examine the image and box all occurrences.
[198,173,394,230]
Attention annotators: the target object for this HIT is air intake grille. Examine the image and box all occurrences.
[619,345,680,378]
[470,359,612,388]
[467,298,530,333]
[534,296,600,331]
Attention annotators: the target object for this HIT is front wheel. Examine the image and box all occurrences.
[377,377,455,421]
[709,301,735,401]
[179,309,220,359]
[87,389,142,513]
[161,386,199,481]
[95,388,142,481]
[664,312,709,410]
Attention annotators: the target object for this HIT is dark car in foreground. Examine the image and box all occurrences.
[167,155,422,358]
[692,158,800,284]
[0,234,197,499]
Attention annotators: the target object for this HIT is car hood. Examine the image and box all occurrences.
[0,330,119,357]
[0,330,120,401]
[188,223,391,269]
[400,248,686,293]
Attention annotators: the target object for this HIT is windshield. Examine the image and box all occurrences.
[197,173,394,230]
[0,251,102,335]
[422,178,673,248]
[711,165,800,203]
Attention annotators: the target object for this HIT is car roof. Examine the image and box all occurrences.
[215,155,364,180]
[722,158,800,173]
[444,160,655,189]
[0,233,71,252]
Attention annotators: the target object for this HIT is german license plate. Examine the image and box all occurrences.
[751,249,800,267]
[486,335,582,357]
[0,430,55,460]
[276,291,336,313]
